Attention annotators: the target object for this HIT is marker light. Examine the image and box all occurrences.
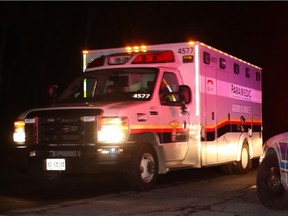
[126,45,147,53]
[183,55,194,63]
[13,120,25,143]
[132,51,175,64]
[98,117,129,144]
[83,52,87,71]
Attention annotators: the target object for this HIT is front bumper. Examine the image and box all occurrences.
[12,144,133,174]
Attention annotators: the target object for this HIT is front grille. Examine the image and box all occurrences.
[38,117,96,144]
[25,109,102,145]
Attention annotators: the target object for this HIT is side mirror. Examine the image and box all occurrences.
[179,85,192,104]
[178,85,191,115]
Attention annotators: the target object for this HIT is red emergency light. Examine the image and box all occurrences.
[132,51,175,64]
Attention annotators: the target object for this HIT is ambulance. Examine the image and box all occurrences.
[257,133,288,209]
[13,41,262,191]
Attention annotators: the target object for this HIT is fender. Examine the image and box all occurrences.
[132,132,168,174]
[272,142,288,189]
[237,133,251,161]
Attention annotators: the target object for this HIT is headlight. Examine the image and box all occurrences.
[98,117,129,144]
[13,120,25,143]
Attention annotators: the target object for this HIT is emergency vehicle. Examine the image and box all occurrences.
[13,41,262,191]
[257,133,288,209]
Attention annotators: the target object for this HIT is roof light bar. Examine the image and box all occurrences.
[126,45,147,53]
[132,51,175,64]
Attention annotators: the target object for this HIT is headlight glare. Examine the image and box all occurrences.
[98,117,129,143]
[13,120,25,143]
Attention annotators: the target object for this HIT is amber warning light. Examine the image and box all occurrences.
[126,45,147,53]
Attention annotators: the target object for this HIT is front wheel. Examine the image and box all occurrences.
[31,169,64,189]
[257,153,288,210]
[127,145,159,191]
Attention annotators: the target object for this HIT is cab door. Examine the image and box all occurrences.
[158,70,189,162]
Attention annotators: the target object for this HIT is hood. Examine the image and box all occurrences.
[18,100,147,119]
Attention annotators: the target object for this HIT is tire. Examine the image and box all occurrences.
[257,153,288,210]
[32,170,64,188]
[127,145,159,191]
[232,142,252,174]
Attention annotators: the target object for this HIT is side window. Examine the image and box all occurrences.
[72,77,97,99]
[234,63,240,74]
[245,68,251,78]
[159,72,179,105]
[85,78,98,97]
[256,71,261,81]
[219,58,226,70]
[203,51,210,64]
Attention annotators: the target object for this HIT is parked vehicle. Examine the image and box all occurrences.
[257,133,288,209]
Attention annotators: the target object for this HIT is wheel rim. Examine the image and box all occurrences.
[268,167,282,194]
[140,152,155,183]
[241,147,249,169]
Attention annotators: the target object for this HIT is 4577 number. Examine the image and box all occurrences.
[178,47,194,55]
[133,93,150,99]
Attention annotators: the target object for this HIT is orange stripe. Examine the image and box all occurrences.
[130,128,188,134]
[206,119,262,132]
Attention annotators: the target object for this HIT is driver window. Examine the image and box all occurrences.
[159,72,179,105]
[69,78,97,99]
[85,78,97,98]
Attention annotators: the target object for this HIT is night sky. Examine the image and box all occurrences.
[1,2,288,145]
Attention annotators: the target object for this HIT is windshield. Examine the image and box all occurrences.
[57,68,158,103]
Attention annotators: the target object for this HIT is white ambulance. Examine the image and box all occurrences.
[13,41,262,191]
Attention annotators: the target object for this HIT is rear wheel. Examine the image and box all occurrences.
[222,142,252,175]
[257,153,288,210]
[233,142,252,174]
[127,145,158,191]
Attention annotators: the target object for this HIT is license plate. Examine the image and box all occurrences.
[46,159,66,171]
